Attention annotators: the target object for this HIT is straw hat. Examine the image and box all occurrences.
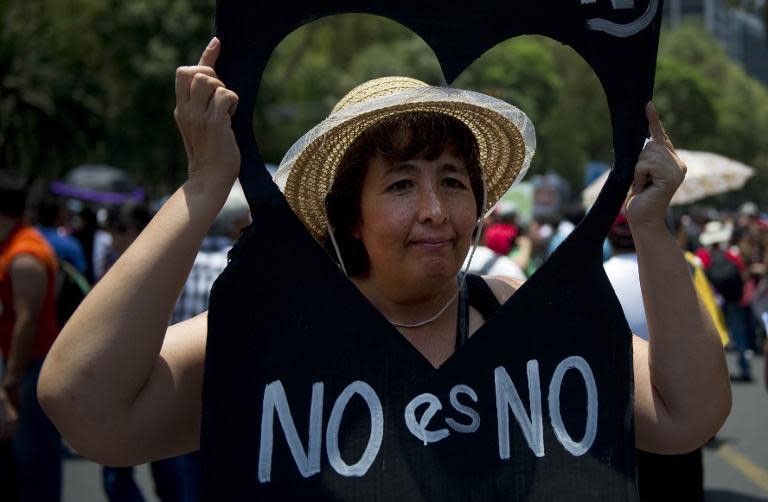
[274,76,536,242]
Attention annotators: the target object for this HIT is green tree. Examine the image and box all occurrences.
[652,57,719,150]
[2,0,216,188]
[658,21,768,205]
[4,5,766,207]
[254,14,443,164]
[0,0,102,177]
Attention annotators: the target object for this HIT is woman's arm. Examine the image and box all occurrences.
[629,103,731,454]
[37,37,240,466]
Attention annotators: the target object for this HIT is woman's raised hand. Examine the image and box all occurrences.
[174,37,240,194]
[626,102,687,229]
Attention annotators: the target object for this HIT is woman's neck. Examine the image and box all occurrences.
[351,273,458,327]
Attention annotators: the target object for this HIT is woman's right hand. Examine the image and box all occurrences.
[174,37,240,194]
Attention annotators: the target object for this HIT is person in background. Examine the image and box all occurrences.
[71,204,100,284]
[734,203,766,353]
[171,181,250,325]
[484,220,518,256]
[604,212,650,339]
[465,221,526,281]
[548,202,613,262]
[35,194,91,327]
[697,220,751,382]
[102,203,153,279]
[546,203,583,257]
[0,170,62,501]
[35,193,87,275]
[489,201,535,276]
[672,215,730,346]
[603,212,705,502]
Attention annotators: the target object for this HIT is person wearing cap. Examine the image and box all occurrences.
[464,222,526,280]
[697,220,751,381]
[39,38,730,477]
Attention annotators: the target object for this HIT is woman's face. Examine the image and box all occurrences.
[356,148,478,291]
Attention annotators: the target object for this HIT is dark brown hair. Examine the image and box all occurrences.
[323,111,484,277]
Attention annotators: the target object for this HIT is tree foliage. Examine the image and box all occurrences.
[2,3,767,205]
[657,20,768,204]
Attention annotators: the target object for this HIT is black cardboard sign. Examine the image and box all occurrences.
[202,1,663,500]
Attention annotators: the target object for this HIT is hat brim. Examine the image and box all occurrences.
[275,87,536,242]
[699,230,732,246]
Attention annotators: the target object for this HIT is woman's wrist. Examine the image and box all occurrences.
[628,217,669,240]
[183,173,235,215]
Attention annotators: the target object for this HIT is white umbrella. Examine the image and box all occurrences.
[582,149,755,208]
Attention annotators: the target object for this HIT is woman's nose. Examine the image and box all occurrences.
[416,183,447,224]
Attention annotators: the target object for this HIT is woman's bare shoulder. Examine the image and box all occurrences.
[482,275,525,304]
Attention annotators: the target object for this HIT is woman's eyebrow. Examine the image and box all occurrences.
[440,163,468,175]
[384,163,418,176]
[383,161,467,177]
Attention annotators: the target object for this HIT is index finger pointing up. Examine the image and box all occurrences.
[646,101,674,151]
[199,37,221,68]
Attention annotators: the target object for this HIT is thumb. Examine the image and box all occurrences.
[199,37,221,68]
[646,101,674,150]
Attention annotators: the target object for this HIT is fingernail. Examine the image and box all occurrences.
[207,37,218,49]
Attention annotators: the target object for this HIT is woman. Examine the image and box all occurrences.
[38,37,730,470]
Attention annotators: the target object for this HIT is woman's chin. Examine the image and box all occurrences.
[415,257,461,281]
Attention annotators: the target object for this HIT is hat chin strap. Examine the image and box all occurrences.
[326,220,350,277]
[325,183,488,329]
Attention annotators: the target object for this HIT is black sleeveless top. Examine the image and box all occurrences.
[456,273,503,349]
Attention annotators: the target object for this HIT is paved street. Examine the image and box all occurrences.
[703,352,768,501]
[64,459,157,502]
[62,354,768,501]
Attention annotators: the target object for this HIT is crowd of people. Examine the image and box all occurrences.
[0,171,250,501]
[470,199,767,500]
[473,201,768,374]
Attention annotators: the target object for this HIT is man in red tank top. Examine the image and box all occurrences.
[0,171,61,501]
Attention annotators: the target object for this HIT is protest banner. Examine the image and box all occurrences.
[202,1,663,499]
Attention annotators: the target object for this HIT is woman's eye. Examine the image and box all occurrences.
[388,180,413,192]
[443,177,467,189]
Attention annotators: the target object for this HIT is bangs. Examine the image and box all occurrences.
[368,112,478,165]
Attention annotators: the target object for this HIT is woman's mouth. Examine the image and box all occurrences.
[410,238,452,250]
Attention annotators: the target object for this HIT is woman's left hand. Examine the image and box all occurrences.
[626,102,686,230]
